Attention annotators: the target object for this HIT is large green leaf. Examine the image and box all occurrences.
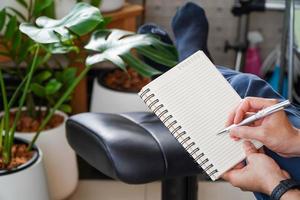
[58,104,72,113]
[45,79,62,95]
[4,16,18,41]
[90,0,102,7]
[19,3,103,44]
[85,29,178,76]
[0,9,6,32]
[33,70,52,84]
[31,83,46,97]
[33,0,53,17]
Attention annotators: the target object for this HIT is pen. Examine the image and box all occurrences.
[217,100,291,135]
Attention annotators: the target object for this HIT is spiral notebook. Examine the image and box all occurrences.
[138,50,262,181]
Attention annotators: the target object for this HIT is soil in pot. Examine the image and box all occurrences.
[9,111,64,133]
[0,143,34,170]
[104,68,151,92]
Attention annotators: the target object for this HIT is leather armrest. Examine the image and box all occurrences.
[66,112,201,184]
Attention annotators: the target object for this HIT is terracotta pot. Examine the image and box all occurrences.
[0,138,50,200]
[12,109,78,200]
[90,69,149,113]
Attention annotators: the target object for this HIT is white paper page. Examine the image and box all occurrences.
[140,51,262,180]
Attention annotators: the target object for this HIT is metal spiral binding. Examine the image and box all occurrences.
[139,88,219,179]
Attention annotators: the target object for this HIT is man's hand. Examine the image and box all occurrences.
[226,97,300,157]
[222,141,290,195]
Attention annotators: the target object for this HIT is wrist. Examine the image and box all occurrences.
[280,189,300,200]
[265,176,287,195]
[289,129,300,156]
[270,179,300,200]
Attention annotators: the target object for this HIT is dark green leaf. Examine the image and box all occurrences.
[33,0,53,17]
[58,104,72,113]
[4,16,17,40]
[90,0,102,7]
[12,30,21,55]
[0,9,6,32]
[20,3,103,43]
[45,79,62,95]
[137,46,177,67]
[17,39,33,64]
[63,68,77,81]
[31,83,46,97]
[121,53,161,77]
[16,0,28,9]
[33,71,52,83]
[41,1,56,18]
[95,16,112,29]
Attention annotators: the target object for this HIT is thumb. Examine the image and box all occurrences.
[222,168,245,187]
[230,126,263,141]
[243,141,258,156]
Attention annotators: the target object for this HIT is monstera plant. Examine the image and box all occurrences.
[0,2,177,199]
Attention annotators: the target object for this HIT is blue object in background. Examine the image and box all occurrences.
[267,65,288,99]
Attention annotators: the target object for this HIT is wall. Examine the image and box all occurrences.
[129,0,284,68]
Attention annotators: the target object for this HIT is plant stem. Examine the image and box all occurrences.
[0,70,9,134]
[0,119,3,151]
[27,65,92,150]
[7,45,40,158]
[8,74,28,108]
[0,69,10,164]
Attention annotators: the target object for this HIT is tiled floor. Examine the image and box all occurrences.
[68,180,255,200]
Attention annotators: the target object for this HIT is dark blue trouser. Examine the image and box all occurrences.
[139,2,300,198]
[218,66,300,200]
[170,3,300,198]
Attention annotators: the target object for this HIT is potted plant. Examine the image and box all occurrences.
[1,1,177,199]
[0,46,50,199]
[89,29,178,113]
[0,1,80,199]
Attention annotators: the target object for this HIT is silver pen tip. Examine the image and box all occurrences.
[217,129,229,135]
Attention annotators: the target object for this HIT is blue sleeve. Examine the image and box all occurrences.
[217,66,300,200]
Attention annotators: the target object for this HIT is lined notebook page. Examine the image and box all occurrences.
[139,51,262,180]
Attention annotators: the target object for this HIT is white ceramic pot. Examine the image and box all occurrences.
[100,0,125,13]
[15,110,78,200]
[90,75,149,113]
[0,138,50,200]
[55,0,125,18]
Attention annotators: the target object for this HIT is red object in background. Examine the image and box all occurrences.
[244,31,263,77]
[244,46,262,76]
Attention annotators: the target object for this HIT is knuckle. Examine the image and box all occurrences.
[270,98,278,105]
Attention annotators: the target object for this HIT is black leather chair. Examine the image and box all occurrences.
[66,112,205,200]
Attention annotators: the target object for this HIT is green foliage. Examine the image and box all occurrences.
[85,29,177,77]
[0,1,179,165]
[77,0,102,7]
[20,3,103,43]
[30,68,77,110]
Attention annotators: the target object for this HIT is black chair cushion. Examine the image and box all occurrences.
[66,112,201,184]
